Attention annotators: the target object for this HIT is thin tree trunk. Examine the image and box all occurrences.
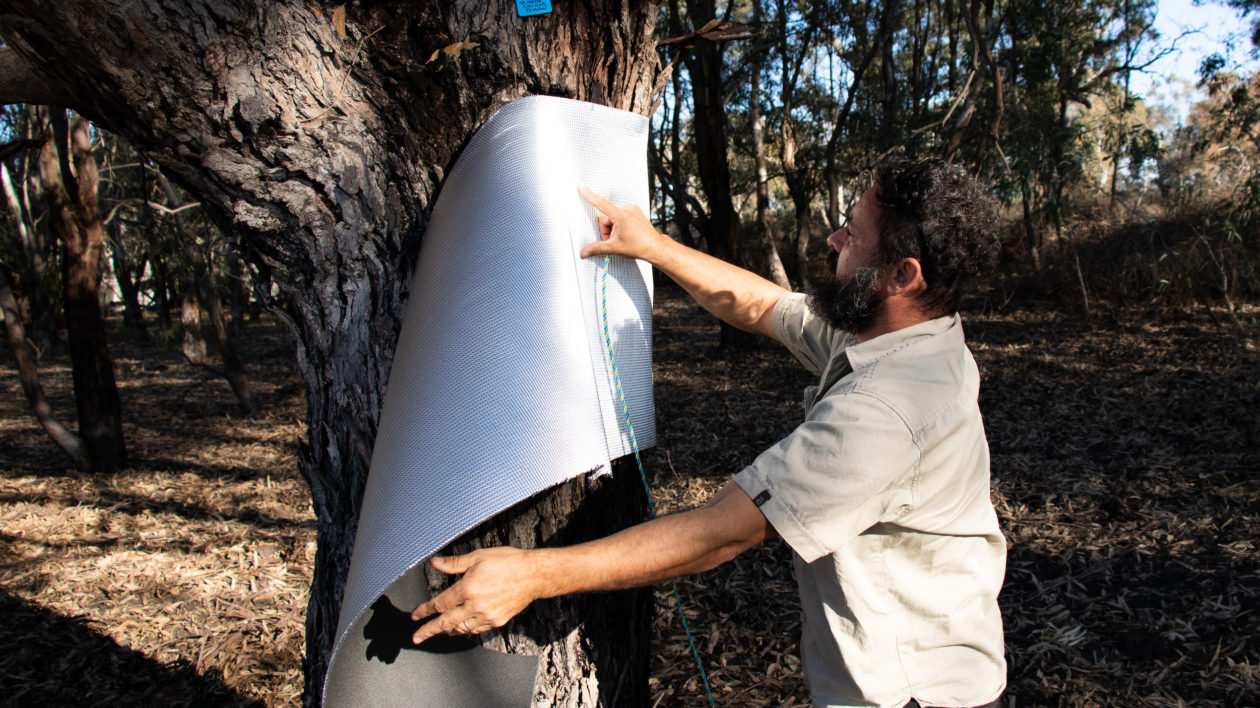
[227,245,246,336]
[1,158,56,352]
[824,6,880,228]
[1021,178,1041,271]
[776,0,818,287]
[750,0,790,290]
[37,108,126,472]
[152,251,173,330]
[0,266,91,471]
[155,172,255,413]
[108,226,150,342]
[180,281,208,364]
[685,0,756,348]
[668,5,694,249]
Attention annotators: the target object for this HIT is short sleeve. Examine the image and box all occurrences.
[772,293,852,376]
[733,390,919,562]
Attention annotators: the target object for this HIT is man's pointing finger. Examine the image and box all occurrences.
[577,184,616,215]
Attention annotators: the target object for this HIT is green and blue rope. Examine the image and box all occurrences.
[599,255,715,707]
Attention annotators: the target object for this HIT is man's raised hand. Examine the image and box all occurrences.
[578,184,665,262]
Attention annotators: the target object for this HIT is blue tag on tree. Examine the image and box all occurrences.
[517,0,552,16]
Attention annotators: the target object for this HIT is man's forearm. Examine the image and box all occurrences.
[410,481,774,643]
[646,236,790,341]
[535,494,754,597]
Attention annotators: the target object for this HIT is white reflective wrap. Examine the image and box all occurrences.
[323,96,654,705]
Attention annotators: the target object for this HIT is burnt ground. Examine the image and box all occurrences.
[1,281,1257,707]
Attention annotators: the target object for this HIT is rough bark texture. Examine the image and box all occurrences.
[0,2,661,704]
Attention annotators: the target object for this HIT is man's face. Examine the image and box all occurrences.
[809,187,886,333]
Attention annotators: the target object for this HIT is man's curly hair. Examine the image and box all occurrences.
[872,157,1000,316]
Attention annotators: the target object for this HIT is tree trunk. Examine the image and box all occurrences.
[154,171,256,414]
[684,0,756,348]
[180,280,209,364]
[0,3,661,704]
[0,266,91,471]
[36,108,126,472]
[776,0,818,287]
[152,251,174,330]
[108,224,150,342]
[226,245,246,336]
[1,154,57,352]
[750,0,791,291]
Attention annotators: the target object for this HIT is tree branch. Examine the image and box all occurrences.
[0,48,76,107]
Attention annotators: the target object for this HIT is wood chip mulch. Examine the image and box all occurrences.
[1,284,1256,707]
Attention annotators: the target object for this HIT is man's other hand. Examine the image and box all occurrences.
[409,547,541,644]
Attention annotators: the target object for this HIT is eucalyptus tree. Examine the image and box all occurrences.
[0,3,663,703]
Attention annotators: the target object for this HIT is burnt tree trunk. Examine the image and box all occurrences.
[36,107,127,472]
[0,3,661,704]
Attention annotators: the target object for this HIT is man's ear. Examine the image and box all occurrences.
[884,257,927,299]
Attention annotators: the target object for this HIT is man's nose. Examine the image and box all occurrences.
[826,228,846,250]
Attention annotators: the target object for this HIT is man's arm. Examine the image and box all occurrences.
[409,480,776,643]
[579,186,789,341]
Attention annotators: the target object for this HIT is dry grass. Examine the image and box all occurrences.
[1,284,1257,706]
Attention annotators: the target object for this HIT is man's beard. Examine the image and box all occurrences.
[808,250,885,333]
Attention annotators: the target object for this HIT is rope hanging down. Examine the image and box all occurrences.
[599,255,715,707]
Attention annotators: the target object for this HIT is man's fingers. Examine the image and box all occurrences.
[577,184,615,215]
[413,609,471,644]
[579,239,613,259]
[431,552,476,575]
[410,582,465,621]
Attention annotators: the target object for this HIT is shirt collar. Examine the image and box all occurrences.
[844,314,961,371]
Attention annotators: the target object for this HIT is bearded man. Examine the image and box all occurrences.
[411,158,1007,708]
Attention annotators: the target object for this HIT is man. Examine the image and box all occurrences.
[411,158,1007,708]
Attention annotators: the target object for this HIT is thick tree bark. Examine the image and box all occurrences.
[0,3,661,704]
[36,108,127,472]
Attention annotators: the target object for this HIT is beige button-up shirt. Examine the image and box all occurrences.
[734,293,1006,708]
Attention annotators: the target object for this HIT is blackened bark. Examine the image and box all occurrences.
[37,109,126,472]
[0,3,661,704]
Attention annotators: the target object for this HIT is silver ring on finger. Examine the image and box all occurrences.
[461,619,471,632]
